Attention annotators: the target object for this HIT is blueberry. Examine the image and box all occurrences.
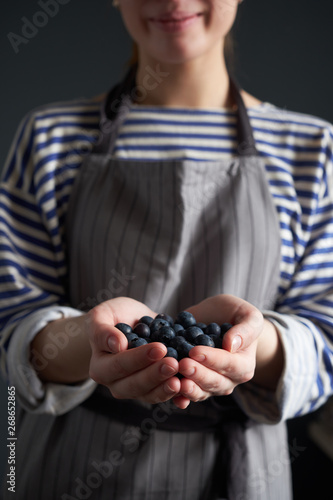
[220,323,233,335]
[154,326,176,345]
[175,311,196,329]
[165,347,178,360]
[122,311,230,358]
[124,332,139,343]
[133,322,151,339]
[194,334,215,347]
[115,323,132,335]
[149,318,170,334]
[177,341,194,360]
[155,313,174,326]
[174,323,185,335]
[150,330,161,342]
[205,323,221,337]
[209,334,222,349]
[128,337,148,349]
[139,315,154,326]
[184,326,204,343]
[169,336,187,350]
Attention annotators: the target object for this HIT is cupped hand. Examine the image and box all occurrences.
[87,297,181,404]
[173,294,264,409]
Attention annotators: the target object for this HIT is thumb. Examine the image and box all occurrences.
[222,309,263,353]
[91,323,128,354]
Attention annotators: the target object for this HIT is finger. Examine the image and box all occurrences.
[185,294,239,324]
[186,294,263,353]
[178,371,233,402]
[172,394,191,410]
[89,342,167,385]
[134,373,182,404]
[178,377,213,402]
[109,357,179,400]
[222,308,262,353]
[88,299,156,354]
[185,346,255,387]
[111,342,168,379]
[179,356,236,398]
[91,297,156,330]
[90,322,129,354]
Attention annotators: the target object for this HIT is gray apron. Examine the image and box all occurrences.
[63,68,292,499]
[3,69,292,500]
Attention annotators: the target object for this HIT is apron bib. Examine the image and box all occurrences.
[62,69,291,500]
[66,77,281,315]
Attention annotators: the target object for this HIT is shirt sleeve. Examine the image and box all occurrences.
[6,306,97,415]
[235,125,333,424]
[0,111,96,415]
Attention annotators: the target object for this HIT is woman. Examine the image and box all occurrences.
[0,1,332,498]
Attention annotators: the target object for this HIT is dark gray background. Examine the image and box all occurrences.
[1,0,332,497]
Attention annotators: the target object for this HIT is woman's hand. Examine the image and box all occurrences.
[173,294,282,409]
[32,294,282,410]
[88,297,181,404]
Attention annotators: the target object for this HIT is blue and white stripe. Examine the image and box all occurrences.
[0,97,332,421]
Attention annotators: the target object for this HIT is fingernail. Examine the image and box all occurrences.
[164,382,176,394]
[231,335,242,353]
[148,346,165,361]
[108,336,120,353]
[191,354,205,363]
[186,383,194,394]
[182,366,195,377]
[161,364,177,377]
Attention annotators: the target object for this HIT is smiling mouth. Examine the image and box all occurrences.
[148,12,203,31]
[149,11,203,23]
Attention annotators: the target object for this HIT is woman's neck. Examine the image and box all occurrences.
[135,51,235,109]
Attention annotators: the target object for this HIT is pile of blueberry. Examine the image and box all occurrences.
[115,311,232,360]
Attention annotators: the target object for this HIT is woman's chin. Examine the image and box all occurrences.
[147,44,211,67]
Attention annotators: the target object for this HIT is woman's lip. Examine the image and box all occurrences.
[148,13,202,32]
[152,12,201,22]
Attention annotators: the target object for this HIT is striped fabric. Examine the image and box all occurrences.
[0,97,332,420]
[2,404,291,500]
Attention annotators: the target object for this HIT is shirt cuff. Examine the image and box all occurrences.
[233,311,318,424]
[7,306,97,415]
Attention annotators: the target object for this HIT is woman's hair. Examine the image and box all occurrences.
[128,31,235,72]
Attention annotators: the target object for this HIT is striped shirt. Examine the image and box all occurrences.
[0,96,332,421]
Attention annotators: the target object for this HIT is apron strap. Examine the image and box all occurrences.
[229,76,259,156]
[97,65,259,157]
[104,64,137,122]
